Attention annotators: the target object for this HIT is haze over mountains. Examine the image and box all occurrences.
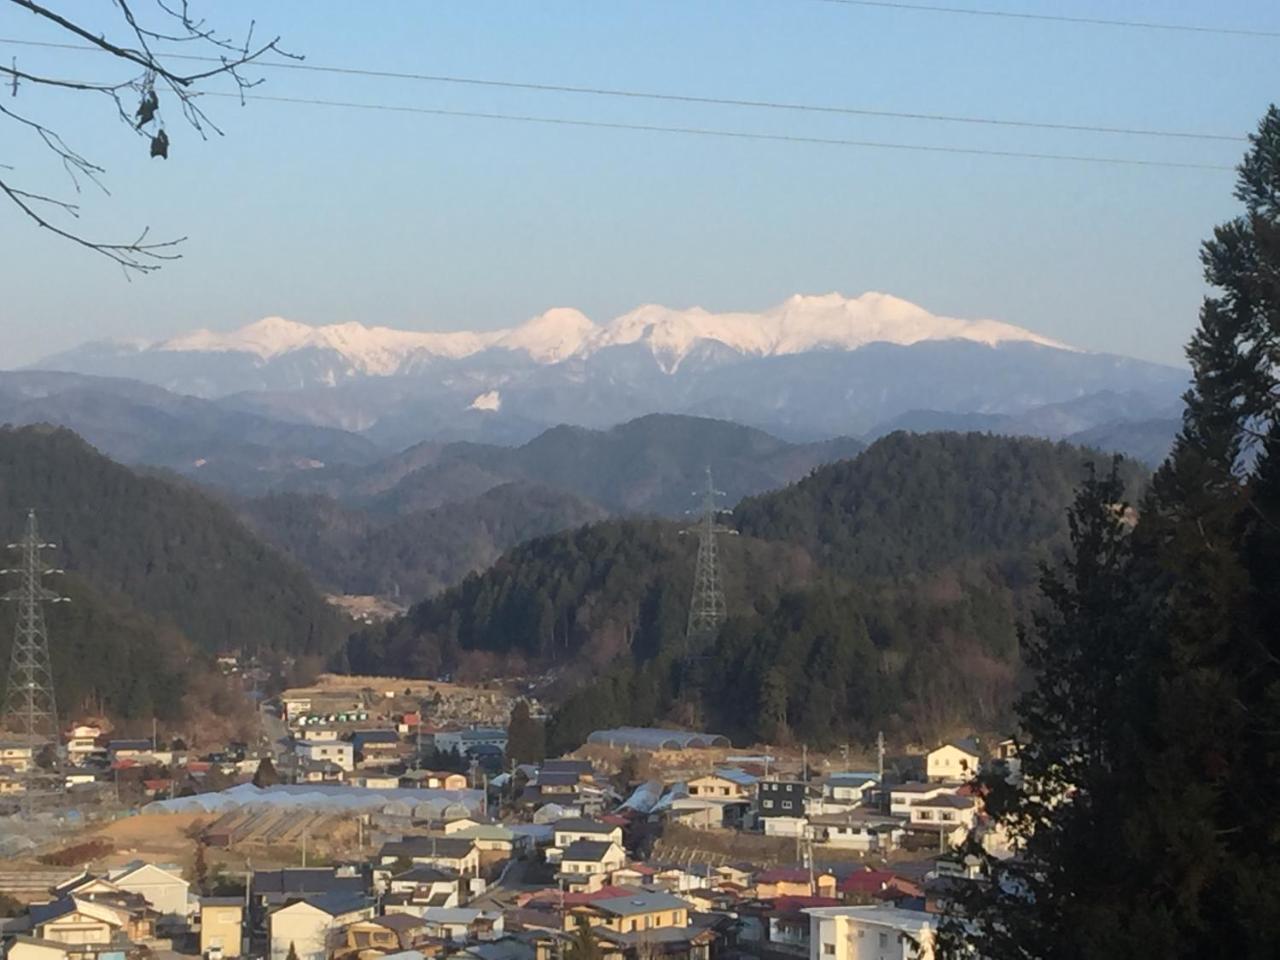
[30,292,1186,457]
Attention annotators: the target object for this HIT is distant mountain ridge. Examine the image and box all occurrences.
[38,292,1068,390]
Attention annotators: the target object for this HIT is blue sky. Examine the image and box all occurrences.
[1,1,1278,368]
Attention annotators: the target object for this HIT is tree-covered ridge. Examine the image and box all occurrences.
[734,431,1147,579]
[0,425,346,658]
[350,431,1140,748]
[240,483,609,600]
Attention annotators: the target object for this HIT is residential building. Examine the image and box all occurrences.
[888,783,958,818]
[565,890,690,934]
[551,819,623,856]
[338,913,429,955]
[419,907,504,942]
[62,724,104,764]
[806,905,936,960]
[294,739,354,773]
[200,897,245,958]
[106,862,190,923]
[821,773,880,808]
[556,840,627,892]
[351,730,402,763]
[378,837,480,877]
[925,740,980,784]
[268,894,374,960]
[433,728,508,756]
[687,769,757,800]
[0,741,34,773]
[757,780,807,819]
[808,812,906,852]
[756,868,837,900]
[908,795,977,830]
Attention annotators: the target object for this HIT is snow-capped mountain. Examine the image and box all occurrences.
[40,292,1071,389]
[28,291,1186,453]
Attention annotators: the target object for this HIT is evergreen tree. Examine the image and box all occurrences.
[285,942,300,960]
[506,700,546,766]
[941,104,1280,960]
[252,757,280,788]
[564,917,601,960]
[193,841,210,896]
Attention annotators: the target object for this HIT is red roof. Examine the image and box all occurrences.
[600,814,629,827]
[187,761,212,773]
[770,895,842,915]
[143,779,172,791]
[838,870,898,894]
[757,868,829,885]
[110,758,139,770]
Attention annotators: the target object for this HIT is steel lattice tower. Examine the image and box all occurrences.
[2,509,65,810]
[685,468,731,655]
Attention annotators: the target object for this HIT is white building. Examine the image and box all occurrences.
[807,906,936,960]
[269,896,373,960]
[888,783,958,818]
[108,862,191,922]
[432,728,508,756]
[925,740,980,784]
[294,739,354,773]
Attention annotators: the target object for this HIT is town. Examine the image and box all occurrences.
[0,674,1017,960]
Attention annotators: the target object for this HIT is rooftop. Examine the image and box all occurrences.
[587,891,691,917]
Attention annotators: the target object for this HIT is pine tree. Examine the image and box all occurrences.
[193,840,210,896]
[252,757,280,788]
[941,104,1280,960]
[285,942,300,960]
[506,700,545,766]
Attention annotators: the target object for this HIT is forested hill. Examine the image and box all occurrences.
[734,431,1147,578]
[346,431,1145,749]
[0,426,347,723]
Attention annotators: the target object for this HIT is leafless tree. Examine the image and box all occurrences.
[1,0,295,272]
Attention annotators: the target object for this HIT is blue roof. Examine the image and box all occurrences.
[713,768,758,787]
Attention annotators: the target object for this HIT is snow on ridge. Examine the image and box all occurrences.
[150,294,1074,375]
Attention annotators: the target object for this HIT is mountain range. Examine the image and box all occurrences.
[30,292,1187,457]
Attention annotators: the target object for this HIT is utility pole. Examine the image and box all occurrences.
[2,509,68,816]
[877,731,885,780]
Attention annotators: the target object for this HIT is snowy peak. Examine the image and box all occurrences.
[494,308,599,363]
[124,292,1074,379]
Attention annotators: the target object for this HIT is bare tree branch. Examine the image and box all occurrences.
[1,0,296,272]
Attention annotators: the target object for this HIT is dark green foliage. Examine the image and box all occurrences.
[734,431,1145,580]
[0,425,345,724]
[505,700,545,766]
[252,757,280,788]
[241,483,607,599]
[943,106,1280,960]
[0,425,345,657]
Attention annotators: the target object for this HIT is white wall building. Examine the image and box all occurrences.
[807,906,936,960]
[294,739,354,773]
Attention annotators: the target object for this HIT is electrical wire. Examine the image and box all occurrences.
[803,0,1280,38]
[200,91,1235,171]
[0,36,1248,143]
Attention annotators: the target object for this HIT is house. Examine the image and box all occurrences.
[357,772,402,790]
[837,870,923,905]
[379,837,480,877]
[250,868,368,918]
[808,812,905,853]
[28,895,140,947]
[433,728,508,756]
[400,770,469,791]
[385,866,461,908]
[541,760,596,783]
[908,794,977,830]
[298,759,346,784]
[551,819,623,857]
[821,773,880,808]
[419,907,504,942]
[107,739,155,761]
[268,894,375,960]
[805,905,937,960]
[888,783,958,818]
[107,861,190,922]
[0,741,35,772]
[351,730,402,763]
[925,740,980,784]
[450,824,529,857]
[755,868,837,900]
[687,769,757,800]
[282,697,312,723]
[757,780,808,820]
[556,841,627,892]
[63,724,106,764]
[294,739,354,773]
[565,890,690,934]
[737,895,840,955]
[338,913,430,955]
[200,897,245,957]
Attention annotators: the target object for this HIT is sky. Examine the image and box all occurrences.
[1,1,1278,369]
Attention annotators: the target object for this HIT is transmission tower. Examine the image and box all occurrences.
[684,468,734,659]
[2,509,67,812]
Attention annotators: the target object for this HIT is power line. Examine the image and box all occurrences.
[200,90,1234,172]
[0,36,1248,143]
[803,0,1280,38]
